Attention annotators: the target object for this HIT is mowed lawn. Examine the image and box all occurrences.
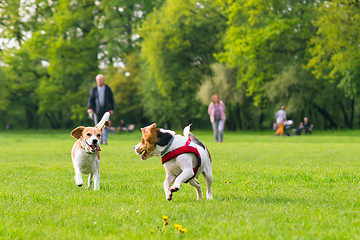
[1,129,360,239]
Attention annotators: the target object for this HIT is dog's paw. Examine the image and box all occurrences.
[170,187,179,192]
[166,193,173,201]
[74,176,83,187]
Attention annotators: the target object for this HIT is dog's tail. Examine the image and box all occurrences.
[183,124,204,148]
[183,123,192,138]
[183,123,212,162]
[96,112,110,128]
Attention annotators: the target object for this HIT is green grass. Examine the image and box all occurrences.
[1,129,360,239]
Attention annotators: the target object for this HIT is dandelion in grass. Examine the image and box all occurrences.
[245,181,250,184]
[174,224,187,233]
[162,216,169,226]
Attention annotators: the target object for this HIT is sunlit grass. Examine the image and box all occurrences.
[1,129,360,239]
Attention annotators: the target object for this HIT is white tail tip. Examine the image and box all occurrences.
[183,123,192,137]
[96,112,110,127]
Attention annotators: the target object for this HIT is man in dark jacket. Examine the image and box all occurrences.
[87,74,115,144]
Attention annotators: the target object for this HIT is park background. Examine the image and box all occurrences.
[2,1,360,239]
[0,0,359,131]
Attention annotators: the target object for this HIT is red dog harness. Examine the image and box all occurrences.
[161,138,201,183]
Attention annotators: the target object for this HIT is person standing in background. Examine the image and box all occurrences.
[275,105,287,136]
[87,74,115,144]
[208,94,226,142]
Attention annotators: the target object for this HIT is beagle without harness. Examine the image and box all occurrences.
[134,123,213,201]
[70,112,109,190]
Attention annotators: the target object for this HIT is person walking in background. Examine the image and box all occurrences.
[275,105,287,136]
[88,74,115,144]
[208,94,226,142]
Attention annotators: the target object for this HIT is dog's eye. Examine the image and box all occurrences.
[97,134,101,137]
[87,133,91,136]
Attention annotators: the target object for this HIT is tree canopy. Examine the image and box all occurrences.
[0,0,359,130]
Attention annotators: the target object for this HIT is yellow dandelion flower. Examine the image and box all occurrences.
[245,181,250,184]
[180,228,188,233]
[225,163,228,165]
[162,216,168,220]
[174,224,182,229]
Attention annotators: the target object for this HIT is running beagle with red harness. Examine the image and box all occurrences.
[70,112,110,190]
[134,123,213,201]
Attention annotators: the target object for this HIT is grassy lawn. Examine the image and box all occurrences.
[1,129,360,239]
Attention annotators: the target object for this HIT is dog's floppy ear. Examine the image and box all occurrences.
[141,123,157,141]
[141,123,156,134]
[71,126,86,139]
[97,121,109,131]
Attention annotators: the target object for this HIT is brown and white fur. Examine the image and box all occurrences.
[134,123,213,201]
[70,112,110,190]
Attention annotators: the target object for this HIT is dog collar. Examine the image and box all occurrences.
[161,136,175,156]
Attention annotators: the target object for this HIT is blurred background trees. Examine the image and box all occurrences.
[0,0,359,130]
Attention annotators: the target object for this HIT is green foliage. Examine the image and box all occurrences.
[0,0,359,130]
[307,0,360,99]
[264,64,353,128]
[106,53,144,125]
[0,67,9,111]
[215,0,317,106]
[98,0,164,62]
[140,0,226,127]
[198,63,239,105]
[198,63,260,130]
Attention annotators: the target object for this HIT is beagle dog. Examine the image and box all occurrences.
[70,112,110,190]
[134,123,213,201]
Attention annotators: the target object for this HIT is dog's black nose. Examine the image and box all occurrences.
[92,139,98,144]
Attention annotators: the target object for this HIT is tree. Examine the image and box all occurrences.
[215,0,317,106]
[140,0,226,128]
[98,0,164,66]
[307,0,360,99]
[264,64,354,129]
[0,0,163,129]
[106,53,145,126]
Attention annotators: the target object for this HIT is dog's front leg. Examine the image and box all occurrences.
[93,170,100,190]
[164,174,176,201]
[73,164,84,187]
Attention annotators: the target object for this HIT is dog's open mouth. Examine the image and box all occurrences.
[86,142,101,152]
[140,150,147,160]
